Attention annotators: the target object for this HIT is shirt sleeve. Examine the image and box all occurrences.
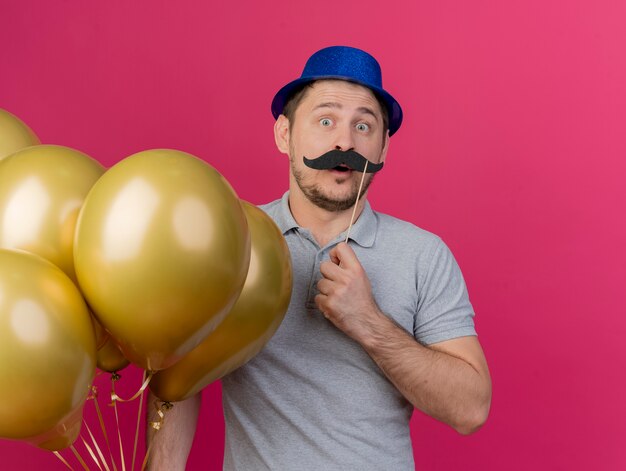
[413,237,477,345]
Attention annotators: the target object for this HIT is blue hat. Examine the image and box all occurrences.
[271,46,403,136]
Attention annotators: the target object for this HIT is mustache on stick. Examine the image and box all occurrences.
[303,149,384,173]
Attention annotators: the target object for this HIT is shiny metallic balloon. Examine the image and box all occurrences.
[0,145,105,282]
[26,406,86,451]
[96,336,130,373]
[91,315,110,350]
[74,149,250,372]
[0,249,96,450]
[151,201,292,402]
[0,108,41,160]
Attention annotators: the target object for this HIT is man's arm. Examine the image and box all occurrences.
[145,392,201,470]
[316,242,491,435]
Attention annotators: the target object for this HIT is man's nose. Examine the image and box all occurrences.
[332,125,355,152]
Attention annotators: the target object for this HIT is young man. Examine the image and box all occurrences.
[148,46,491,470]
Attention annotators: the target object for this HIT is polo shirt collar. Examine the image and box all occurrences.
[275,192,377,248]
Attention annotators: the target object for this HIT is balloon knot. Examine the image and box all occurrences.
[149,401,173,431]
[87,385,98,400]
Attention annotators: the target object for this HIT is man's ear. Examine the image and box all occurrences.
[274,115,290,154]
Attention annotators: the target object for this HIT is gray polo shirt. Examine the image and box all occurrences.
[222,192,476,470]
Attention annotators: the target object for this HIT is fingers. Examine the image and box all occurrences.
[314,289,339,321]
[329,242,359,268]
[320,259,342,280]
[318,242,365,311]
[323,242,361,278]
[329,247,341,265]
[313,293,329,318]
[317,278,332,296]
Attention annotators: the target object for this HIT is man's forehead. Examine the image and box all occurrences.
[303,80,382,112]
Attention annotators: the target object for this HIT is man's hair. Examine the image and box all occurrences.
[281,81,390,138]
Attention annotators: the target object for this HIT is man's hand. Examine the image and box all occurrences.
[315,241,491,435]
[315,242,383,343]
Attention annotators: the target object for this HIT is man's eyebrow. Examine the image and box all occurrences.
[356,106,379,120]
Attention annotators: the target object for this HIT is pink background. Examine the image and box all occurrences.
[1,0,625,469]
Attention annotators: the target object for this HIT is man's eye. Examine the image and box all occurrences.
[356,123,370,132]
[320,118,333,127]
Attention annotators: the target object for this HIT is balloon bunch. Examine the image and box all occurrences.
[0,109,292,462]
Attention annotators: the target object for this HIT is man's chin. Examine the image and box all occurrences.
[304,190,358,212]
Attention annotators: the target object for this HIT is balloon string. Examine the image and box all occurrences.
[141,440,155,471]
[70,444,91,471]
[142,401,173,471]
[91,385,119,471]
[345,160,369,243]
[53,451,74,470]
[84,418,111,471]
[84,386,111,471]
[109,370,153,470]
[92,386,117,471]
[110,374,127,471]
[131,371,148,471]
[81,434,104,471]
[149,400,173,431]
[111,371,154,404]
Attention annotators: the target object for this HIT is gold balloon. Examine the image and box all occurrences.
[26,405,85,451]
[151,201,292,402]
[96,336,130,373]
[74,149,250,372]
[91,315,110,350]
[0,108,41,160]
[0,249,96,451]
[0,144,105,282]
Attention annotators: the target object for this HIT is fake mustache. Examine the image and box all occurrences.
[302,149,384,173]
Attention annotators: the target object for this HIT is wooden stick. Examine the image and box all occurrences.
[345,160,369,243]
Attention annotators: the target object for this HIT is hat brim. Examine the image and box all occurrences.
[271,75,403,136]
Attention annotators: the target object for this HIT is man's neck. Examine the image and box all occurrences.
[288,189,367,247]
